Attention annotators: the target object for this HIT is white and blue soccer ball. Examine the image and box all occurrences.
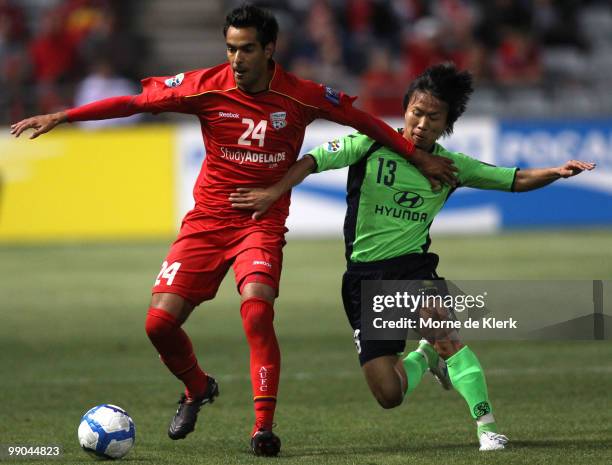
[78,404,135,459]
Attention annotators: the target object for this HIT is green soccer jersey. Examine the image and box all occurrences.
[308,133,518,263]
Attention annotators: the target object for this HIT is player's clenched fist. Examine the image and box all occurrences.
[10,112,67,139]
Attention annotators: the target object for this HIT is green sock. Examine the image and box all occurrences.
[447,346,497,437]
[402,351,428,396]
[416,339,439,370]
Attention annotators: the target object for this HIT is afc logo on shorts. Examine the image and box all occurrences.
[353,329,362,354]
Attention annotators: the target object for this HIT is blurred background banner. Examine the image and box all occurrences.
[175,116,612,238]
[2,118,610,242]
[0,126,175,241]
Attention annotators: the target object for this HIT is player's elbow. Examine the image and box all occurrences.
[512,182,530,193]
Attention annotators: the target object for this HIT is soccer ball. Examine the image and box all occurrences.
[78,404,135,459]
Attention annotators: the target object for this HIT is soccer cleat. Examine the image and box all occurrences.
[250,429,281,456]
[417,339,452,390]
[478,431,508,451]
[430,356,452,390]
[167,376,219,440]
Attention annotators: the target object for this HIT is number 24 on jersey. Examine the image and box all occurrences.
[238,118,267,147]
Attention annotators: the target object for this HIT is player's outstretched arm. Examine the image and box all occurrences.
[230,155,316,220]
[11,111,68,139]
[513,160,595,192]
[11,95,144,139]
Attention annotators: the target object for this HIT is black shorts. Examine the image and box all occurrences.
[342,252,447,366]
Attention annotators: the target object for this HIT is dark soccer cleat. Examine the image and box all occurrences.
[250,429,281,457]
[167,376,219,440]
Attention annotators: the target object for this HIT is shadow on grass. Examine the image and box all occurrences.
[276,438,612,458]
[277,441,476,458]
[509,438,612,450]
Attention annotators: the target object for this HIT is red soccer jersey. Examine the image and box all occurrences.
[67,61,416,228]
[138,62,365,225]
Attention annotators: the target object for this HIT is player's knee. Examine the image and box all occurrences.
[372,387,403,409]
[434,340,464,359]
[241,298,274,336]
[145,307,178,340]
[240,273,276,303]
[149,293,194,327]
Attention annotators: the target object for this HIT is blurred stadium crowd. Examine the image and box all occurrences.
[2,0,611,125]
[0,0,145,125]
[241,0,612,117]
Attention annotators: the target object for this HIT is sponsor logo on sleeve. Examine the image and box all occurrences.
[165,73,185,88]
[324,86,341,105]
[270,111,287,129]
[326,139,343,153]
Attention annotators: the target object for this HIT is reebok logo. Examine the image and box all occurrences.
[253,260,272,268]
[219,111,240,118]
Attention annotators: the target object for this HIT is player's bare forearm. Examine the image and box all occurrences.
[273,155,316,195]
[513,160,595,192]
[11,95,144,139]
[409,148,458,189]
[11,111,68,139]
[229,155,316,219]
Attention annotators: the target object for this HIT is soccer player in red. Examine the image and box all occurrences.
[11,4,457,456]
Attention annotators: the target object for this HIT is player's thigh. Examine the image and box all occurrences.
[342,269,407,365]
[152,231,233,310]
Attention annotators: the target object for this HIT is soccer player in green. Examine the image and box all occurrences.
[229,64,595,451]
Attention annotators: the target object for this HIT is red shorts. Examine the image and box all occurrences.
[152,216,286,306]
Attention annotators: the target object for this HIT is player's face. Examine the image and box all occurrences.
[226,26,275,92]
[403,91,449,151]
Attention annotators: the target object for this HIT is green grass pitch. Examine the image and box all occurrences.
[1,230,611,465]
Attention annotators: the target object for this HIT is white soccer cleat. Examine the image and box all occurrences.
[478,431,508,451]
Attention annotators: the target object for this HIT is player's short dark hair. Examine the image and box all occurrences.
[223,3,279,48]
[402,63,474,136]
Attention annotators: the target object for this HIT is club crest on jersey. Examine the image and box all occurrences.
[165,73,185,88]
[326,139,342,153]
[270,111,287,129]
[324,86,341,105]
